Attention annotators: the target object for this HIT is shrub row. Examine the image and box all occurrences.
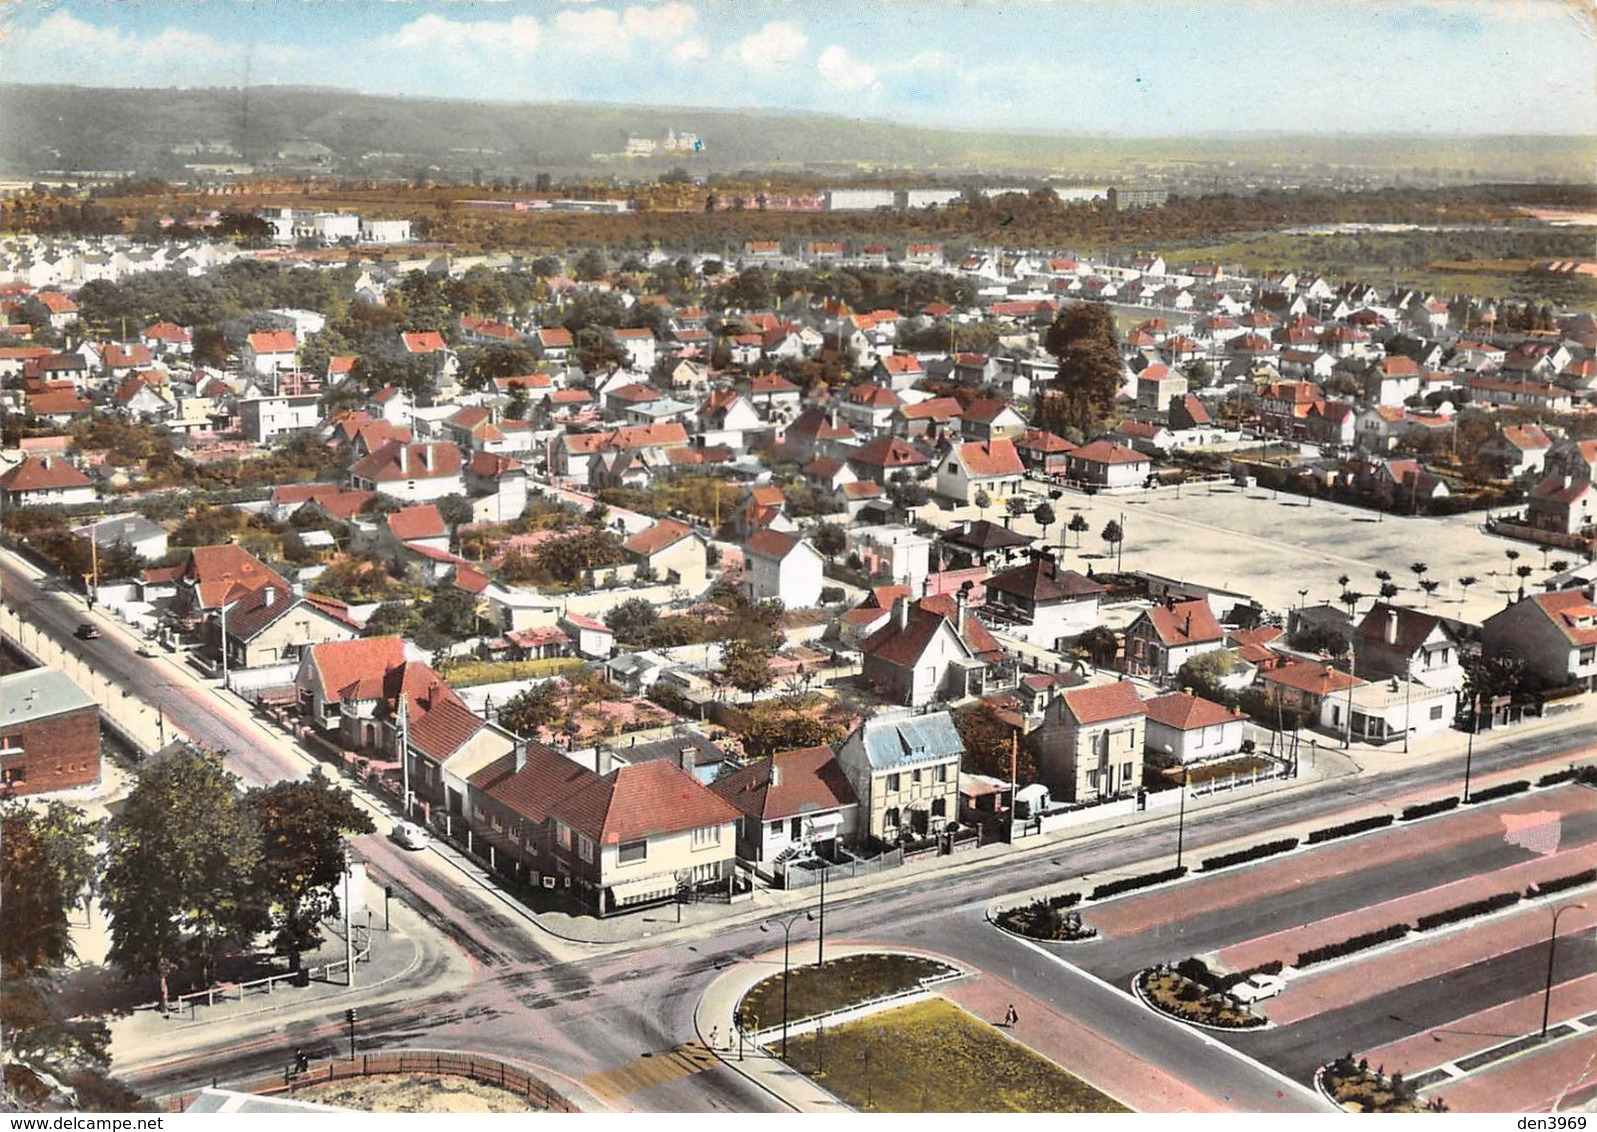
[1090,865,1188,901]
[1400,797,1459,821]
[1296,923,1409,968]
[1466,779,1530,804]
[1174,956,1286,994]
[1200,838,1298,872]
[1530,868,1597,898]
[1047,892,1082,910]
[1415,890,1521,932]
[1306,814,1394,844]
[1539,768,1580,787]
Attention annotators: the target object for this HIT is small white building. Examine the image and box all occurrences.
[1142,692,1247,765]
[744,530,826,609]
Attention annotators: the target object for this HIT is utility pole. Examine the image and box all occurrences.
[1009,730,1019,845]
[397,691,411,817]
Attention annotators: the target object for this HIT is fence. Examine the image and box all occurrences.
[1189,760,1293,797]
[745,969,967,1047]
[162,1050,581,1113]
[780,847,905,890]
[151,919,375,1018]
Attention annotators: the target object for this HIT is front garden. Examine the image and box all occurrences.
[1320,1054,1446,1113]
[1136,963,1268,1030]
[737,952,955,1031]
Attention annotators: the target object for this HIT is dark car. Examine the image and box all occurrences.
[74,623,101,640]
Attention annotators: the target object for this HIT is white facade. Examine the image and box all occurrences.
[1145,715,1246,765]
[360,219,413,244]
[747,539,825,608]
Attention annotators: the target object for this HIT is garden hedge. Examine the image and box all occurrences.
[1089,866,1187,901]
[1296,923,1408,968]
[1415,891,1520,931]
[1465,779,1530,804]
[1530,868,1597,898]
[1400,797,1459,821]
[1200,837,1298,872]
[1305,814,1394,844]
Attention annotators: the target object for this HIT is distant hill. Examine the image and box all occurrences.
[1,83,1591,185]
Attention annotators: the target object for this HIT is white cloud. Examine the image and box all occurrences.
[669,37,711,64]
[737,20,808,67]
[18,11,233,63]
[623,2,699,41]
[554,7,624,43]
[817,44,878,92]
[388,13,543,53]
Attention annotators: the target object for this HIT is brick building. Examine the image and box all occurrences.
[0,668,100,795]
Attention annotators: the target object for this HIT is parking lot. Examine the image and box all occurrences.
[1051,783,1597,1112]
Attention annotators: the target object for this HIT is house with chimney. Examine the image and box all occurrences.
[711,746,860,866]
[213,588,361,671]
[834,710,964,841]
[349,440,466,502]
[0,456,96,508]
[1014,429,1075,476]
[1477,425,1556,481]
[981,556,1105,646]
[1482,589,1597,694]
[1063,440,1151,490]
[1123,598,1226,682]
[1032,681,1147,803]
[1353,603,1464,692]
[1526,474,1597,537]
[1142,692,1246,766]
[623,518,709,592]
[172,544,289,618]
[861,592,1004,708]
[467,744,740,916]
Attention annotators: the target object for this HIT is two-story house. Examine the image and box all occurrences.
[1032,681,1147,802]
[936,439,1025,506]
[834,711,964,841]
[711,745,860,866]
[1481,589,1597,694]
[1353,603,1464,691]
[349,440,466,502]
[861,593,1006,708]
[1142,691,1246,766]
[981,555,1105,646]
[624,518,709,592]
[1123,598,1226,682]
[744,530,825,608]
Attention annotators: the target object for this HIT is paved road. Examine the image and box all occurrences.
[11,549,1597,1112]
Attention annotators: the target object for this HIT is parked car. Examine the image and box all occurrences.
[1230,973,1286,1003]
[74,623,100,640]
[391,821,430,851]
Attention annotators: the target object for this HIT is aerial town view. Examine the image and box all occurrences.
[1,0,1596,1119]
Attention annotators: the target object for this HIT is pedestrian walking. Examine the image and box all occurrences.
[1004,1004,1019,1027]
[707,1026,718,1050]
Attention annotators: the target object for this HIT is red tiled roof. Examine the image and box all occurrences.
[847,382,901,409]
[0,456,91,492]
[954,439,1024,478]
[711,746,859,822]
[305,636,409,704]
[745,529,801,560]
[401,331,447,354]
[180,544,289,610]
[625,518,694,557]
[1143,692,1242,730]
[1261,659,1362,696]
[1138,599,1225,647]
[246,330,296,354]
[985,558,1103,603]
[350,441,464,483]
[899,397,963,422]
[1526,590,1597,647]
[1069,440,1148,466]
[879,355,923,375]
[386,503,448,541]
[550,760,740,844]
[1059,681,1146,725]
[850,435,928,469]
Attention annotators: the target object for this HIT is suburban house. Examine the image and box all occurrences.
[0,456,96,508]
[241,329,297,375]
[833,711,964,842]
[847,435,930,486]
[1063,440,1152,489]
[1477,424,1555,480]
[173,544,289,617]
[1123,598,1226,681]
[0,667,100,796]
[981,556,1105,646]
[623,519,709,592]
[937,439,1025,506]
[744,530,825,608]
[467,746,740,916]
[349,440,466,502]
[1142,692,1246,765]
[711,746,860,866]
[559,611,616,660]
[1353,603,1464,691]
[72,514,169,564]
[1481,589,1597,693]
[214,588,361,671]
[861,593,1005,708]
[1257,659,1363,726]
[959,398,1028,443]
[939,519,1033,570]
[1014,429,1076,476]
[1526,475,1597,536]
[1033,681,1147,803]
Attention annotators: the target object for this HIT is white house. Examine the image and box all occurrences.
[744,530,825,609]
[1142,692,1247,765]
[241,329,297,375]
[937,439,1026,505]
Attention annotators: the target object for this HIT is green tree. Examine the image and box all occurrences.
[461,344,539,390]
[1074,625,1120,667]
[572,248,609,282]
[1100,519,1123,561]
[1290,622,1349,658]
[363,600,421,639]
[812,521,848,562]
[953,703,1034,783]
[721,639,775,702]
[103,748,263,1009]
[1033,502,1057,541]
[1176,650,1243,705]
[974,487,992,518]
[1067,512,1089,548]
[244,771,374,970]
[606,596,660,643]
[435,494,475,529]
[1040,303,1123,435]
[1004,496,1029,526]
[498,681,564,738]
[1,807,78,976]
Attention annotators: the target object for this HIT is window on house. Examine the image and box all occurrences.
[884,806,900,831]
[1430,704,1444,720]
[556,821,572,850]
[577,835,595,863]
[1,762,25,784]
[886,773,901,792]
[691,825,721,850]
[1582,647,1596,666]
[1086,770,1099,791]
[790,816,802,839]
[619,839,647,864]
[1,734,22,752]
[913,769,923,785]
[769,819,782,834]
[1121,761,1134,783]
[937,764,948,784]
[931,797,946,818]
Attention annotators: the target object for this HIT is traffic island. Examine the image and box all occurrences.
[1133,964,1269,1030]
[991,895,1098,942]
[737,952,956,1033]
[1316,1055,1447,1113]
[779,998,1128,1113]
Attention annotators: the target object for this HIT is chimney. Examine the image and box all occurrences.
[1183,611,1192,637]
[514,741,528,773]
[894,594,910,632]
[596,747,612,775]
[770,761,782,787]
[264,587,276,607]
[1386,609,1400,646]
[398,445,409,475]
[39,456,50,470]
[956,587,968,636]
[421,445,434,472]
[678,744,697,772]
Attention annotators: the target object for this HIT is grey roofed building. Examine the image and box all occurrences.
[841,709,965,770]
[71,513,170,562]
[0,667,96,726]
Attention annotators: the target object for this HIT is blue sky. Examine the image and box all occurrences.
[1,1,1591,136]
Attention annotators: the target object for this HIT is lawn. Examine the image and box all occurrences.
[781,998,1128,1113]
[738,952,954,1031]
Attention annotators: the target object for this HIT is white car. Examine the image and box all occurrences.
[1230,973,1286,1003]
[391,821,430,851]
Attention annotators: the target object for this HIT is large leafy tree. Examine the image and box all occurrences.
[1039,302,1123,435]
[811,521,848,562]
[953,703,1035,783]
[103,748,263,1009]
[499,681,565,738]
[245,771,374,970]
[721,639,775,701]
[1,809,73,977]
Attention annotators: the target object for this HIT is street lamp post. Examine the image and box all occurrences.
[1543,903,1587,1039]
[218,598,240,691]
[1462,710,1476,804]
[760,911,812,1060]
[1174,755,1189,870]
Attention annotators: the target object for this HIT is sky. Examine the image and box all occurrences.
[0,0,1592,137]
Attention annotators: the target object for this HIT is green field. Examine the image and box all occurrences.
[781,998,1128,1113]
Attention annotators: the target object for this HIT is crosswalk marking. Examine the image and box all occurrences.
[581,1041,720,1102]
